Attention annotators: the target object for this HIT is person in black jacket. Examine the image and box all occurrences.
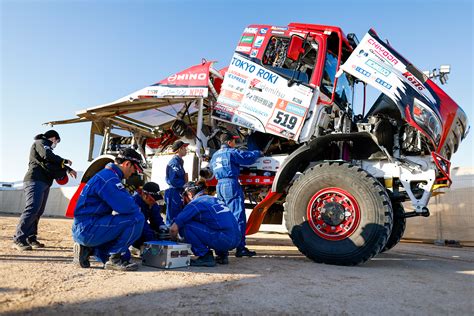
[12,130,77,251]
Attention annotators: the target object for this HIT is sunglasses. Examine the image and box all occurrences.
[132,162,144,174]
[143,190,162,202]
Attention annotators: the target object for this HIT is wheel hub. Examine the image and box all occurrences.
[306,188,361,241]
[320,202,346,226]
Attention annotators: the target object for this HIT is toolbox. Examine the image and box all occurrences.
[142,240,192,269]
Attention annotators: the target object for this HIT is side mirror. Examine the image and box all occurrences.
[287,35,305,61]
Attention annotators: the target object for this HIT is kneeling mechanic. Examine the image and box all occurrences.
[169,181,240,267]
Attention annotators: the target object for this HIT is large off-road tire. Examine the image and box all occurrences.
[381,202,406,252]
[284,162,393,266]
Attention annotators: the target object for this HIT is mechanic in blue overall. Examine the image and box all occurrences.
[210,132,262,258]
[72,148,145,271]
[169,181,240,267]
[13,130,77,251]
[131,181,168,250]
[164,140,188,225]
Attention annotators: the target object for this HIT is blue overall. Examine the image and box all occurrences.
[72,163,144,263]
[165,155,186,225]
[132,193,165,248]
[210,144,261,250]
[174,194,240,256]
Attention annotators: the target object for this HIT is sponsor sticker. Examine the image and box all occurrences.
[375,77,392,89]
[241,102,270,118]
[271,26,288,31]
[365,59,391,77]
[250,49,259,58]
[243,27,258,34]
[245,93,274,109]
[271,30,285,35]
[254,36,265,48]
[236,46,251,53]
[367,38,399,65]
[232,115,255,129]
[355,66,371,77]
[116,183,125,190]
[221,89,244,102]
[285,102,307,116]
[402,72,425,91]
[292,97,302,105]
[240,35,255,44]
[260,28,268,34]
[249,78,262,91]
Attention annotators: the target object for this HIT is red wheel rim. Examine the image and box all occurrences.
[306,187,361,241]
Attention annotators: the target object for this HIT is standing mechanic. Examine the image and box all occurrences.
[164,140,188,225]
[72,148,145,271]
[13,130,77,251]
[169,181,240,267]
[131,182,168,250]
[210,133,262,257]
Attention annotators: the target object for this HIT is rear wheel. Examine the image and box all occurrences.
[381,202,406,252]
[284,162,393,266]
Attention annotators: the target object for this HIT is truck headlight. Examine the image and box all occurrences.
[412,98,442,143]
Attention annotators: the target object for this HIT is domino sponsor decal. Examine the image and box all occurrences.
[355,66,371,77]
[375,77,392,89]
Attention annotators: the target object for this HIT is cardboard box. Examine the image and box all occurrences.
[142,241,192,269]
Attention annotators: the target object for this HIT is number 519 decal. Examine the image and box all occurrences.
[273,111,298,130]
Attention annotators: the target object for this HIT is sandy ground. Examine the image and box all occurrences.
[0,214,473,315]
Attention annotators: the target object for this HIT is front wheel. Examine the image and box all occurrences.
[381,202,406,252]
[284,162,393,266]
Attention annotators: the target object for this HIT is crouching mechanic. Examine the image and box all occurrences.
[131,182,168,250]
[72,148,145,271]
[169,181,240,267]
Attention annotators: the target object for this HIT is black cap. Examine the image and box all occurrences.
[44,130,61,141]
[220,132,239,143]
[171,140,189,152]
[142,182,163,200]
[117,148,143,172]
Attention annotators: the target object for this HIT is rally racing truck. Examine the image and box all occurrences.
[48,23,469,266]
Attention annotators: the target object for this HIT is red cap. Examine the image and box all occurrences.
[55,175,69,185]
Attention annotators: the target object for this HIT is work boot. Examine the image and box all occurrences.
[190,251,216,267]
[73,242,93,268]
[28,240,45,249]
[104,253,139,271]
[215,254,229,265]
[12,240,32,251]
[235,247,256,257]
[129,245,141,258]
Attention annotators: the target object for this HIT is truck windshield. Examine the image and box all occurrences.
[261,36,318,85]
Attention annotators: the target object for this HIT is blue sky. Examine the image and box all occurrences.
[1,0,473,181]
